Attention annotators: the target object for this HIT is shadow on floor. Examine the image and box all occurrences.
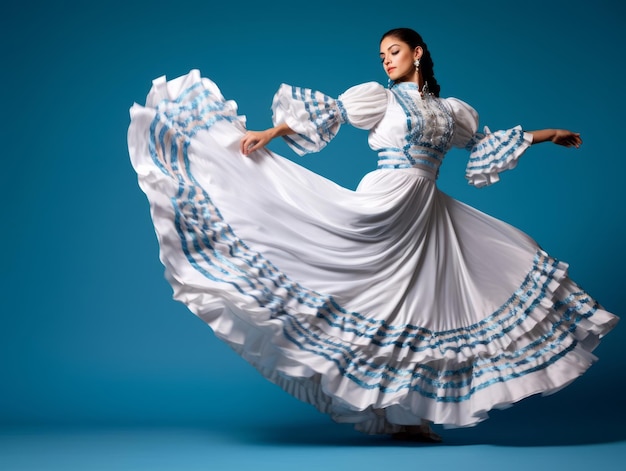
[233,373,626,448]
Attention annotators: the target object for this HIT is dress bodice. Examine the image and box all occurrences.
[369,82,454,178]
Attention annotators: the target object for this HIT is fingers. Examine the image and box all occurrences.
[568,132,582,148]
[240,131,268,155]
[240,132,259,155]
[555,130,582,148]
[239,133,249,154]
[244,142,259,154]
[574,133,582,147]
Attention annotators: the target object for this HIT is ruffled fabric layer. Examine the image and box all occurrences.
[465,125,533,187]
[128,70,618,433]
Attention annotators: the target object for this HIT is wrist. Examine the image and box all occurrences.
[272,122,293,139]
[549,129,558,143]
[528,129,556,144]
[546,129,557,142]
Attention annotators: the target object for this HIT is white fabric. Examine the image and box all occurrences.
[128,69,618,433]
[446,97,480,147]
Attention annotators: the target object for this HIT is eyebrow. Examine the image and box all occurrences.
[379,43,400,56]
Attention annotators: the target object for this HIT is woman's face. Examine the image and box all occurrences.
[379,36,421,83]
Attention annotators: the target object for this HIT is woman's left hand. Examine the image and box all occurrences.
[529,129,582,148]
[552,129,582,148]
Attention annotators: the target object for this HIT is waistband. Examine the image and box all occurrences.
[376,147,443,179]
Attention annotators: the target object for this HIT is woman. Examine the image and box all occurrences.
[127,28,617,442]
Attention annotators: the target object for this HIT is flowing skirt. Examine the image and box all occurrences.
[127,70,618,433]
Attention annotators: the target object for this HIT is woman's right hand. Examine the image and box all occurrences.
[240,129,274,156]
[239,123,294,156]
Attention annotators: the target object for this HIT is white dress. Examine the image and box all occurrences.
[127,69,618,433]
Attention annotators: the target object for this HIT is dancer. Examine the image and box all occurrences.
[127,27,618,442]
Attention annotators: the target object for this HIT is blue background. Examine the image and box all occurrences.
[1,0,625,469]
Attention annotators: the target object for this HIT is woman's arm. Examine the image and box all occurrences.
[240,122,295,155]
[527,129,582,148]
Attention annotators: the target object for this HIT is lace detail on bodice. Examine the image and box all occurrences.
[376,82,453,178]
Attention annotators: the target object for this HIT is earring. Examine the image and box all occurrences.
[414,58,420,71]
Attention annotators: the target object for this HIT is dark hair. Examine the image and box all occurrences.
[380,28,441,97]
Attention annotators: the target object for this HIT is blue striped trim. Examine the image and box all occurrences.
[378,147,443,162]
[308,254,581,356]
[336,98,349,123]
[390,89,417,167]
[289,85,341,148]
[281,300,586,400]
[283,135,310,154]
[378,164,413,169]
[464,132,485,151]
[467,127,527,170]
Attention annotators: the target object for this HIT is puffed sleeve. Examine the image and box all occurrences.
[271,82,387,155]
[446,98,534,188]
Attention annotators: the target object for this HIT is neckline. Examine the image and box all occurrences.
[391,81,432,98]
[393,81,419,91]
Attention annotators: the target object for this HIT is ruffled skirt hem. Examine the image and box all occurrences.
[176,269,616,432]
